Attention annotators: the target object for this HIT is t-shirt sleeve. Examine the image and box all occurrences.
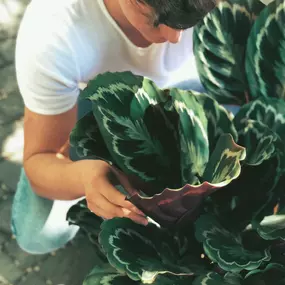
[15,6,80,115]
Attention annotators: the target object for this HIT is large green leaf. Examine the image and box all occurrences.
[170,89,209,185]
[243,263,285,285]
[82,72,180,193]
[195,214,271,272]
[193,0,265,105]
[246,0,285,100]
[193,93,238,153]
[129,134,245,228]
[169,90,239,185]
[211,157,282,230]
[99,218,208,283]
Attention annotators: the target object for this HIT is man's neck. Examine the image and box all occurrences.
[103,0,151,48]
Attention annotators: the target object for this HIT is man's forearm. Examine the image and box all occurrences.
[24,153,85,200]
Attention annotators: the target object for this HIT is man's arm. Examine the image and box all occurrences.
[23,105,85,200]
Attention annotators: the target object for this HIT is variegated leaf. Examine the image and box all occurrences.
[202,134,246,184]
[129,134,245,228]
[69,112,113,162]
[246,0,285,100]
[82,72,179,192]
[234,119,282,165]
[194,93,238,152]
[193,0,265,105]
[99,218,207,283]
[234,97,285,143]
[170,89,209,185]
[195,214,271,272]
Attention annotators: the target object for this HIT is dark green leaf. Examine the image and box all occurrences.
[195,214,271,272]
[99,218,207,283]
[194,93,238,152]
[84,72,179,193]
[246,0,285,100]
[170,89,209,185]
[194,0,264,104]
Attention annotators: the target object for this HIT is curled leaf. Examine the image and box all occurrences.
[129,134,245,228]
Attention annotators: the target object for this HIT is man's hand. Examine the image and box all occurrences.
[78,159,148,225]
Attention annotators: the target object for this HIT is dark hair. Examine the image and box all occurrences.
[138,0,216,29]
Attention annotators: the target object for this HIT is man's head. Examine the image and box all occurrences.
[118,0,216,44]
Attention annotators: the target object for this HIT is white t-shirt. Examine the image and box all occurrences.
[15,0,202,115]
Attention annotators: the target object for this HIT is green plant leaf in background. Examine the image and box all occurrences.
[234,97,285,143]
[193,0,265,105]
[99,218,208,283]
[234,119,282,165]
[195,214,271,272]
[246,0,285,100]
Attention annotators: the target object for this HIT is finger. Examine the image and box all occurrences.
[100,178,144,214]
[122,208,148,226]
[88,194,124,219]
[88,197,147,225]
[90,206,114,220]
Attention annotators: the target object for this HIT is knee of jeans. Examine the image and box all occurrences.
[15,235,53,255]
[13,224,79,255]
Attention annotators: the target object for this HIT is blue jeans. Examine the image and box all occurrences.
[11,79,240,254]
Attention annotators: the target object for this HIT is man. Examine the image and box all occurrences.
[12,0,215,254]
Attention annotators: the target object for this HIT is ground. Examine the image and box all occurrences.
[0,1,98,284]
